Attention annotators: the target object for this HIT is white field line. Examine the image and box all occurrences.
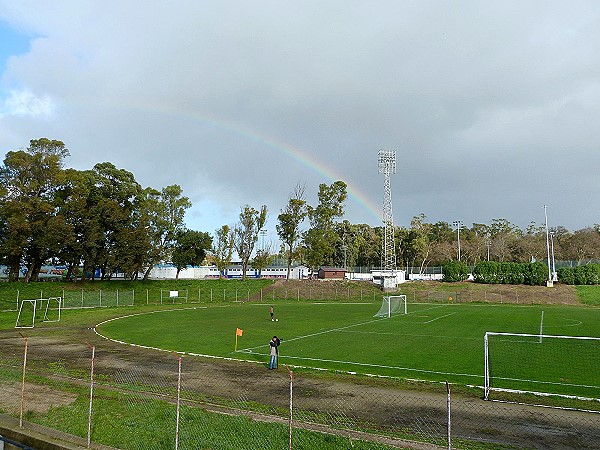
[492,375,600,390]
[239,317,386,352]
[235,351,481,380]
[338,330,480,340]
[94,306,209,327]
[423,312,457,323]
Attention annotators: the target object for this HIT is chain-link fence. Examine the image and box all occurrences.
[3,284,385,314]
[2,281,578,317]
[0,331,598,449]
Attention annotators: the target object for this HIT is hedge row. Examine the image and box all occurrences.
[441,261,469,282]
[472,261,548,286]
[557,265,600,285]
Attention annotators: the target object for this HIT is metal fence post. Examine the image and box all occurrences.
[175,353,182,450]
[85,341,95,448]
[286,365,294,450]
[19,333,28,428]
[446,381,451,450]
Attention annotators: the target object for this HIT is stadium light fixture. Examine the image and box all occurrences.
[452,221,462,261]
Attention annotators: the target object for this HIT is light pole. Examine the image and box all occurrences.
[452,221,462,261]
[486,240,491,262]
[341,244,347,271]
[544,205,552,286]
[550,231,556,281]
[259,229,267,250]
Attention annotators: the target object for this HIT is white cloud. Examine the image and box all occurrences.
[1,1,599,233]
[1,89,55,117]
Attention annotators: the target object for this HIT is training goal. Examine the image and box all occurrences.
[374,295,407,318]
[484,331,600,401]
[15,297,62,328]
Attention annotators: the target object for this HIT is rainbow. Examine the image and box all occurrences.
[197,115,384,223]
[104,100,383,223]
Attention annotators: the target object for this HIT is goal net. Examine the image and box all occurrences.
[15,297,62,328]
[374,295,407,318]
[484,332,600,400]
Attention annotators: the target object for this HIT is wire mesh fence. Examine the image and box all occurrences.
[0,331,598,449]
[2,281,577,317]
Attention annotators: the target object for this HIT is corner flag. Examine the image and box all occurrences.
[235,328,243,351]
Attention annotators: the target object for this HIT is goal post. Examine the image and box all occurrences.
[374,295,407,318]
[484,331,600,401]
[15,297,62,328]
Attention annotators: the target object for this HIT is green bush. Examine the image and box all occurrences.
[522,262,548,286]
[557,267,575,285]
[473,261,547,286]
[442,261,469,282]
[573,264,600,285]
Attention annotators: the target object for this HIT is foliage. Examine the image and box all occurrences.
[557,267,575,285]
[171,230,213,278]
[233,205,268,280]
[473,261,547,285]
[276,184,307,279]
[442,261,469,282]
[211,225,234,276]
[304,181,347,270]
[558,265,600,285]
[0,139,198,283]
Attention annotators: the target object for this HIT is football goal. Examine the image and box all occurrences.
[15,297,62,328]
[374,295,407,318]
[484,331,600,400]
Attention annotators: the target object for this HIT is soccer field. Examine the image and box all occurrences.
[96,301,600,399]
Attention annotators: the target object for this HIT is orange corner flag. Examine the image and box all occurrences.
[236,328,243,337]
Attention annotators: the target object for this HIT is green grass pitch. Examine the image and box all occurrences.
[96,301,600,399]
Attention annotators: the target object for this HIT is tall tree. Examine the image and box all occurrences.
[142,184,191,279]
[172,230,212,279]
[252,244,274,279]
[0,138,69,281]
[276,184,307,280]
[88,162,142,279]
[211,225,234,277]
[234,205,268,280]
[303,181,347,272]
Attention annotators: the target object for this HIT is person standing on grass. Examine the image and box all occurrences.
[269,335,280,369]
[270,305,274,321]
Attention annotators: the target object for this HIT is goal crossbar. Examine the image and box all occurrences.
[484,331,600,400]
[374,295,407,318]
[15,297,62,329]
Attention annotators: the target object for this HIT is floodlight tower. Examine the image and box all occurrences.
[378,150,397,290]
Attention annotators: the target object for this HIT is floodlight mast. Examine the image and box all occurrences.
[378,150,396,273]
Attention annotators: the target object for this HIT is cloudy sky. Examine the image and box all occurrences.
[1,1,599,244]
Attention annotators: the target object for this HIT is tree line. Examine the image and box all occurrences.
[2,139,599,282]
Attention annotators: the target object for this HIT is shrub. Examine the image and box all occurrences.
[573,264,600,285]
[473,261,547,286]
[557,267,574,285]
[442,261,469,282]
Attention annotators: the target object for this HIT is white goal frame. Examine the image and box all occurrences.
[374,295,407,318]
[484,331,600,400]
[15,297,62,329]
